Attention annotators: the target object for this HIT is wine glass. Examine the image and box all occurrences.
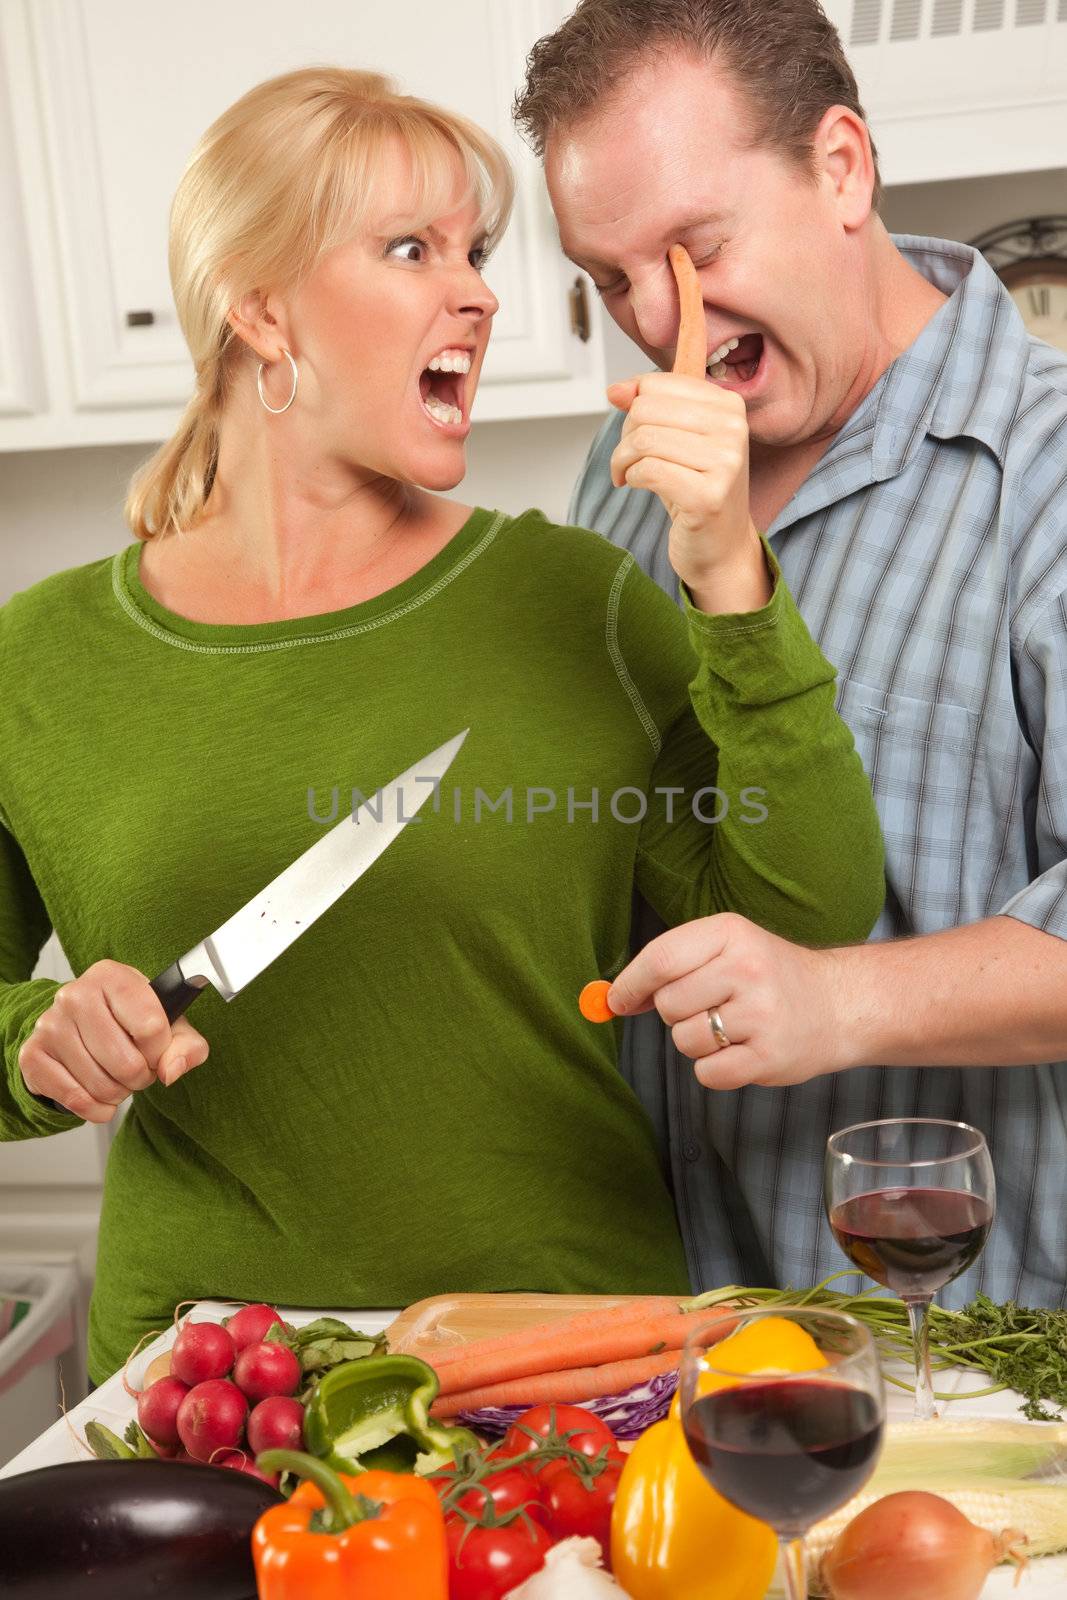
[679,1307,885,1600]
[825,1117,995,1420]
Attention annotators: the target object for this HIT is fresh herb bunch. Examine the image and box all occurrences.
[688,1276,1067,1421]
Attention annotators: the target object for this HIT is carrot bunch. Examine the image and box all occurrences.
[421,1298,738,1420]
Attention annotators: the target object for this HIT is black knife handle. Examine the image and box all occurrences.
[150,961,210,1024]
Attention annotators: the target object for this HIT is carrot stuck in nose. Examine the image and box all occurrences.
[669,243,706,379]
[578,980,615,1023]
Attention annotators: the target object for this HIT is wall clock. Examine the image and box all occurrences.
[971,217,1067,354]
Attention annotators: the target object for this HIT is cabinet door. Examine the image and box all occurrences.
[0,15,45,421]
[824,0,1067,183]
[7,0,603,434]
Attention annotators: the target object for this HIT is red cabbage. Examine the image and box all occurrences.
[456,1368,678,1440]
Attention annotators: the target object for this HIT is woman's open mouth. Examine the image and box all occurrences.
[418,348,472,434]
[706,332,765,390]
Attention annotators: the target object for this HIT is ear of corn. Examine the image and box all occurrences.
[805,1419,1067,1594]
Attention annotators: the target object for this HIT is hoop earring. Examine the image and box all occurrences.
[257,348,298,414]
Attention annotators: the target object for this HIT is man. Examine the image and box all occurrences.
[514,0,1067,1306]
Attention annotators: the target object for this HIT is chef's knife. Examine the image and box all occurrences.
[147,728,468,1023]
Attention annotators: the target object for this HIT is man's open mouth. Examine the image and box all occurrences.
[706,332,764,386]
[418,348,471,429]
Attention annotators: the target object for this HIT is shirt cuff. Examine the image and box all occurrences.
[3,979,83,1135]
[678,536,836,707]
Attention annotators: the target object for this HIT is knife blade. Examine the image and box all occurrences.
[149,729,468,1023]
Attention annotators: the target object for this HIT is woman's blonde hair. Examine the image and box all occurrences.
[126,67,515,541]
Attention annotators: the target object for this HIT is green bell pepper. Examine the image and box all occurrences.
[303,1353,480,1476]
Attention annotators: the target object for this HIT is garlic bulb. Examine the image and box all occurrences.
[504,1537,632,1598]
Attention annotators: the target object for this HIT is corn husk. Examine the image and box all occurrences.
[807,1419,1067,1594]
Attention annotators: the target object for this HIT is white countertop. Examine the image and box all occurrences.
[2,1301,1063,1598]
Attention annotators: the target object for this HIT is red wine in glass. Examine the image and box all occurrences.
[684,1379,884,1537]
[829,1187,994,1298]
[681,1308,885,1600]
[824,1118,996,1421]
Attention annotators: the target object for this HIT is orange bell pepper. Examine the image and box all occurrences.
[252,1449,448,1600]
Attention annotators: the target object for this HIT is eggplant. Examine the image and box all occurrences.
[0,1459,281,1598]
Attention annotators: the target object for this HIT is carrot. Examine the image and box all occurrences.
[430,1348,685,1419]
[425,1296,681,1370]
[578,980,614,1022]
[430,1302,739,1399]
[669,243,706,378]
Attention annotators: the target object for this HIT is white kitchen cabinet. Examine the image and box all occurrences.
[0,0,604,451]
[822,0,1067,184]
[0,13,46,423]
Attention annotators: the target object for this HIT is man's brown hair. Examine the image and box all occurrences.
[513,0,881,209]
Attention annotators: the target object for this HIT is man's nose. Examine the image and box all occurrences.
[629,268,697,358]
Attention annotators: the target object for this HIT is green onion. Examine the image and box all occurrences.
[684,1275,1067,1421]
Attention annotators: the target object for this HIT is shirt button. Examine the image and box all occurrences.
[683,1142,701,1162]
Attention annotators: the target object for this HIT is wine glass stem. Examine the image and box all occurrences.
[906,1295,937,1420]
[779,1536,807,1600]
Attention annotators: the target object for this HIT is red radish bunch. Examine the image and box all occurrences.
[224,1302,285,1352]
[135,1306,304,1472]
[247,1395,305,1455]
[171,1320,236,1386]
[233,1341,301,1403]
[137,1375,189,1447]
[214,1449,281,1486]
[177,1378,248,1462]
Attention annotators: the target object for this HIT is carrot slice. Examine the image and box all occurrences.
[578,980,615,1022]
[430,1303,739,1399]
[669,243,706,378]
[430,1348,685,1418]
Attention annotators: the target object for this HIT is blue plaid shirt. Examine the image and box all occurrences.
[569,235,1067,1309]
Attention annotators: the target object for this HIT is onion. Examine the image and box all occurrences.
[502,1538,624,1598]
[822,1491,1028,1600]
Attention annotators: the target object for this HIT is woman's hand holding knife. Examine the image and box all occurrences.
[18,960,210,1121]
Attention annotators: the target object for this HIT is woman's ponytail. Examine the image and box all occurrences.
[124,380,223,542]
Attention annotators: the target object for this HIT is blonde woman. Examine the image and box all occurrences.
[0,69,883,1384]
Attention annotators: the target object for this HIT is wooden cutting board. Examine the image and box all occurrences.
[385,1291,649,1359]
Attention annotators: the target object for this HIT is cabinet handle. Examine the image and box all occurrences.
[125,310,155,327]
[568,276,591,343]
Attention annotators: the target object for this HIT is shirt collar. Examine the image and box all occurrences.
[768,234,1030,539]
[874,234,1029,468]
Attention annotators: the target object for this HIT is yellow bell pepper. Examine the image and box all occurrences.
[610,1315,827,1600]
[610,1410,777,1600]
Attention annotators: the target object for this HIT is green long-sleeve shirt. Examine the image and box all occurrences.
[0,507,883,1381]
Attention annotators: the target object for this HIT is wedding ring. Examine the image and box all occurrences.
[708,1008,731,1050]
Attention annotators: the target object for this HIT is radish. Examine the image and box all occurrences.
[171,1320,236,1386]
[143,1352,172,1386]
[137,1375,190,1447]
[213,1449,280,1488]
[247,1395,305,1455]
[224,1302,284,1352]
[146,1435,183,1459]
[176,1378,248,1462]
[233,1340,300,1403]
